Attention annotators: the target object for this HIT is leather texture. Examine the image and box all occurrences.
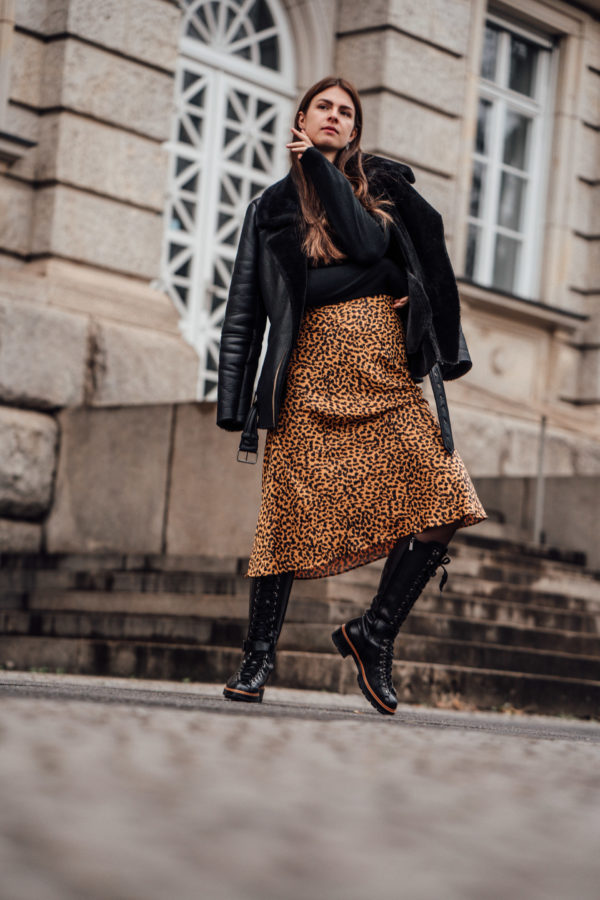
[217,152,472,455]
[332,535,450,715]
[223,571,294,702]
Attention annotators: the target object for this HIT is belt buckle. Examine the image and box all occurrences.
[237,449,258,464]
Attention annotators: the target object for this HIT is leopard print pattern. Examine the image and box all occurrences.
[247,295,486,580]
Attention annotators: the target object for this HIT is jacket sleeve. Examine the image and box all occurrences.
[216,199,267,431]
[300,147,389,263]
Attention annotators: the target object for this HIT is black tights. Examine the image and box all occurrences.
[414,518,462,547]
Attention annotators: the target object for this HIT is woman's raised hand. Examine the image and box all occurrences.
[392,296,409,308]
[286,127,314,159]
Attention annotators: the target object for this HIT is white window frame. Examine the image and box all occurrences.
[466,13,557,300]
[158,0,296,399]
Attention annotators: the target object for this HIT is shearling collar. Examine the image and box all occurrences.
[255,153,416,230]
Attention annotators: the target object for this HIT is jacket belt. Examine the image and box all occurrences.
[237,365,455,461]
[237,399,259,464]
[428,364,454,454]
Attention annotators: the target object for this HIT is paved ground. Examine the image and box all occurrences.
[1,672,600,900]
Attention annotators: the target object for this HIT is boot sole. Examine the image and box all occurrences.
[223,686,264,703]
[331,626,396,716]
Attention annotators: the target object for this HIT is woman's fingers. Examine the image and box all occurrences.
[392,296,409,308]
[286,127,314,157]
[290,126,313,144]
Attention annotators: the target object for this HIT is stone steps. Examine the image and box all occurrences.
[4,586,599,634]
[1,534,599,716]
[2,540,599,603]
[3,606,600,659]
[1,635,599,718]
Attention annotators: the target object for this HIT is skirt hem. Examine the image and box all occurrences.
[245,511,486,581]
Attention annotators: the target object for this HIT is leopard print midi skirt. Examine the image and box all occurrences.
[247,294,486,580]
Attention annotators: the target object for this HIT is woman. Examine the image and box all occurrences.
[217,76,486,715]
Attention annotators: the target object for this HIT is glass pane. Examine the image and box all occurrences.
[509,35,538,97]
[469,160,487,218]
[249,0,275,31]
[503,111,531,170]
[476,98,492,155]
[481,24,500,81]
[492,234,521,292]
[465,224,481,280]
[498,172,527,232]
[259,36,280,70]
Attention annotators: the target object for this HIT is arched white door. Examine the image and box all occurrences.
[161,0,296,399]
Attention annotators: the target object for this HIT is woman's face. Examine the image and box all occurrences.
[297,86,357,156]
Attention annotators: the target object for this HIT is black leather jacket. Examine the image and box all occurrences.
[217,153,471,456]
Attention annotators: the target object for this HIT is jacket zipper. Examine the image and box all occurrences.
[272,352,286,423]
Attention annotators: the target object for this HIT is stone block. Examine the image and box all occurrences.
[336,29,467,117]
[582,67,600,128]
[448,404,508,477]
[459,312,547,406]
[9,32,44,108]
[0,406,58,518]
[549,336,579,402]
[166,403,263,558]
[36,259,183,335]
[0,518,42,552]
[336,0,388,32]
[362,92,461,177]
[35,113,169,211]
[569,234,600,294]
[3,106,40,181]
[46,405,173,553]
[90,320,198,406]
[574,439,600,476]
[337,0,472,57]
[31,185,163,280]
[573,179,600,238]
[389,0,472,57]
[66,0,181,71]
[40,40,174,142]
[576,346,600,404]
[0,178,34,257]
[14,0,69,32]
[0,297,88,408]
[576,123,599,184]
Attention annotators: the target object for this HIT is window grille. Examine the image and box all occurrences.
[465,15,555,299]
[159,0,296,399]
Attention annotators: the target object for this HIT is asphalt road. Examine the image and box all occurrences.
[1,672,600,900]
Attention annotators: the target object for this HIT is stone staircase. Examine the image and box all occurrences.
[1,534,599,717]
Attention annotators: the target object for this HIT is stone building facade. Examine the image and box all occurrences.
[0,0,598,563]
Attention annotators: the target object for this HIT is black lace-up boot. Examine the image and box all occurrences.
[223,571,294,703]
[332,535,450,715]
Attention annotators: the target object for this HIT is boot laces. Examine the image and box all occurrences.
[378,637,395,690]
[248,578,280,646]
[237,651,269,682]
[437,555,451,591]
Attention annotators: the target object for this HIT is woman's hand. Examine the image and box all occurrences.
[286,127,314,159]
[392,296,409,308]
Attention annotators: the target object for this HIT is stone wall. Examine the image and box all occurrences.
[45,403,263,558]
[36,401,600,570]
[0,0,199,550]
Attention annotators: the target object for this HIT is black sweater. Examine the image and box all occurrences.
[300,147,408,307]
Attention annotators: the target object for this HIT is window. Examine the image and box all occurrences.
[160,0,296,399]
[465,15,555,298]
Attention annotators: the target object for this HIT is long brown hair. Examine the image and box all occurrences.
[290,76,393,264]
